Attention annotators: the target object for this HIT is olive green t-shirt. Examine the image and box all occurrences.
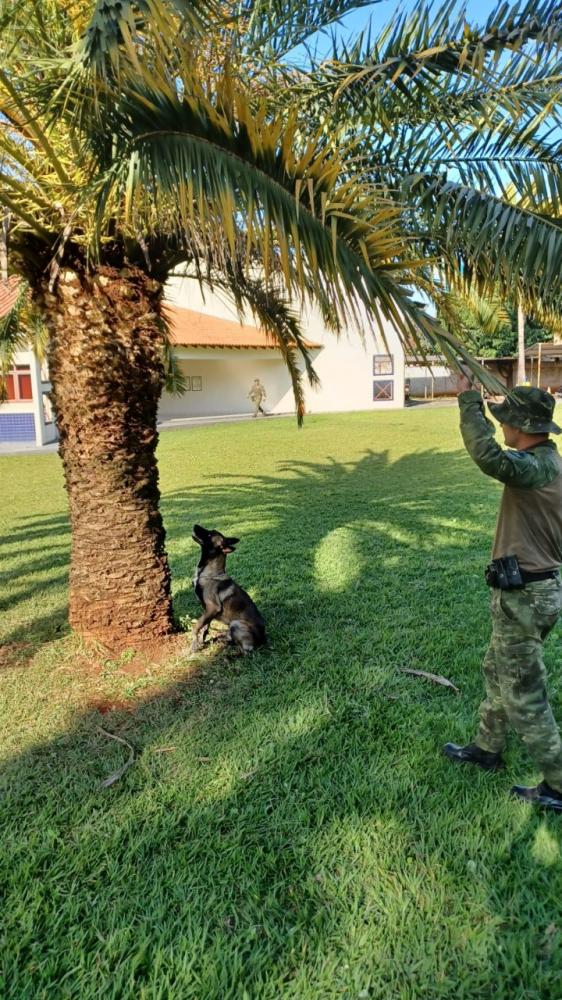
[459,390,562,572]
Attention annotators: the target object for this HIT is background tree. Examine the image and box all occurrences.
[437,286,554,360]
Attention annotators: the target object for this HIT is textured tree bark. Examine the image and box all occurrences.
[36,264,175,648]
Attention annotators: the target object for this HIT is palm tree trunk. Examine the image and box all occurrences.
[517,300,526,385]
[35,264,175,648]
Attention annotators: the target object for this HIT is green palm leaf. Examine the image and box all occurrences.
[328,0,562,107]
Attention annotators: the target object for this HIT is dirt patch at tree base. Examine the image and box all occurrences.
[75,630,227,715]
[78,632,192,678]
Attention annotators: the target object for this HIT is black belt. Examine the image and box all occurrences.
[520,569,559,584]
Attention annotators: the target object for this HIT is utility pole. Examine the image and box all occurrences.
[517,299,526,385]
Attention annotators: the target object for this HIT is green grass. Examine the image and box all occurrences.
[2,407,562,999]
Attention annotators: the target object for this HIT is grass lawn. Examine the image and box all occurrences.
[2,405,562,999]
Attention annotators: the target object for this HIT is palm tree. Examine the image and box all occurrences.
[0,0,438,647]
[1,0,560,647]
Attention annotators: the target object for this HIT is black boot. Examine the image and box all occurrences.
[510,781,562,812]
[443,742,504,772]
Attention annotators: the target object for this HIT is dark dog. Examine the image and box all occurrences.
[191,524,266,654]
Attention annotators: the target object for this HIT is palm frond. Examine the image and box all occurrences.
[84,63,427,335]
[162,342,189,395]
[327,0,562,108]
[403,173,562,309]
[78,0,216,75]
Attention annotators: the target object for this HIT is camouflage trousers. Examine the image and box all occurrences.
[476,575,562,790]
[251,397,266,416]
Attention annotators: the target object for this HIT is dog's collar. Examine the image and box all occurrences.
[194,569,230,582]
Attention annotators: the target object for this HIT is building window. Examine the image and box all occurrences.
[373,380,394,401]
[191,376,203,391]
[5,365,33,402]
[373,354,394,376]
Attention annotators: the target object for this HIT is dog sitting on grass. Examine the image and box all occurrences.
[191,524,267,654]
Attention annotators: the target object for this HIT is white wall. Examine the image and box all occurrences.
[166,276,256,325]
[160,278,405,418]
[295,307,404,413]
[159,351,291,418]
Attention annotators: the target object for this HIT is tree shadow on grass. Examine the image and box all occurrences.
[1,446,562,996]
[0,512,71,645]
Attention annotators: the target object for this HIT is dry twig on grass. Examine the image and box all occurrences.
[98,727,135,788]
[401,668,460,694]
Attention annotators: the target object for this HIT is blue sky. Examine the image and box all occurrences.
[306,0,507,58]
[336,0,504,36]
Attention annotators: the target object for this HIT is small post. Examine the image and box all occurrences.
[516,300,526,385]
[538,342,543,388]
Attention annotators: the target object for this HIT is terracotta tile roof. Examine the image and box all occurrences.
[0,275,22,318]
[165,303,322,350]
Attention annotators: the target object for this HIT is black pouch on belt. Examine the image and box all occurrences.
[485,555,524,589]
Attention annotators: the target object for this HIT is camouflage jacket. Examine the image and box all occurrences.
[458,390,560,489]
[459,390,562,570]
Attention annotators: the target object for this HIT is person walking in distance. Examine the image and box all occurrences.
[248,378,267,418]
[444,373,562,812]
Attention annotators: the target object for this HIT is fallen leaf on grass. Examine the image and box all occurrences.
[540,923,559,959]
[153,746,177,754]
[401,668,460,694]
[98,727,135,788]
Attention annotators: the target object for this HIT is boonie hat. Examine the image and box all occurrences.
[488,386,561,434]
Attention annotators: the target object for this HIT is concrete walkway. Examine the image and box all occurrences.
[0,440,59,455]
[157,411,293,432]
[0,411,291,455]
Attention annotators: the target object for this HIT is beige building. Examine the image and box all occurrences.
[0,274,407,446]
[159,277,406,421]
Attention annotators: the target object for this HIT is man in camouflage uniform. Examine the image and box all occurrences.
[444,379,562,812]
[248,378,267,417]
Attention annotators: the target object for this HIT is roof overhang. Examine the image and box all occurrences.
[164,303,322,350]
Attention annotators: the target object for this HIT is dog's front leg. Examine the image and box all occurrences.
[191,606,220,652]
